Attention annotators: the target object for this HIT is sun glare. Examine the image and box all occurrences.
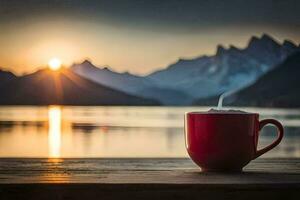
[48,58,62,70]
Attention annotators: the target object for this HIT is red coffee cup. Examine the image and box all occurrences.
[185,111,284,172]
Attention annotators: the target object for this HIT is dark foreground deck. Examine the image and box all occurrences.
[0,158,300,200]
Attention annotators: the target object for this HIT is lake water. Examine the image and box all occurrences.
[0,106,299,158]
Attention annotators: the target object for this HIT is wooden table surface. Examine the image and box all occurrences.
[0,158,300,200]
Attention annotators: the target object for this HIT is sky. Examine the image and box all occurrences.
[0,0,300,75]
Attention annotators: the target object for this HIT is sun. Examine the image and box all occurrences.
[48,58,62,71]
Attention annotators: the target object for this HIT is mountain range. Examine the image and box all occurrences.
[71,60,192,105]
[0,68,159,105]
[0,33,299,107]
[193,51,300,107]
[71,34,300,105]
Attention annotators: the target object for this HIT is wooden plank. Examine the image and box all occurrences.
[0,158,299,184]
[0,158,300,200]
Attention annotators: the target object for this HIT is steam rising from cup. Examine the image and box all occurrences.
[217,87,241,110]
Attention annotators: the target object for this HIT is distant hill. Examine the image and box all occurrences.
[193,52,300,107]
[71,60,192,105]
[0,69,16,86]
[71,34,299,105]
[0,68,160,105]
[71,60,153,94]
[231,52,300,107]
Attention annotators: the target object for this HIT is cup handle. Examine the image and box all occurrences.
[253,119,284,159]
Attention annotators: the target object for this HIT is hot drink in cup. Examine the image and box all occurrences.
[184,94,284,172]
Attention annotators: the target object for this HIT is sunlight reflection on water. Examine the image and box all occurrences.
[48,106,62,158]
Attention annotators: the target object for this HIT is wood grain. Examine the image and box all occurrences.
[0,158,299,184]
[0,158,299,200]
